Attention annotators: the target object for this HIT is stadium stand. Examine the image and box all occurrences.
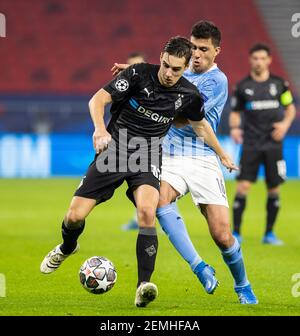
[0,0,292,94]
[0,0,298,134]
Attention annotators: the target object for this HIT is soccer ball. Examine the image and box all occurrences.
[79,256,117,294]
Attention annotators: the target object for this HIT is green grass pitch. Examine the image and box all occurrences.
[0,179,299,316]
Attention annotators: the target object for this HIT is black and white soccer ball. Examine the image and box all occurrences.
[79,256,117,294]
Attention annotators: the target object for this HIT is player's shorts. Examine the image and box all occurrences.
[237,145,286,188]
[161,154,229,207]
[74,155,160,206]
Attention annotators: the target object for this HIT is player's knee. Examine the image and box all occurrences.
[158,193,171,207]
[237,181,251,195]
[66,208,86,226]
[213,230,233,249]
[137,205,156,226]
[268,187,279,196]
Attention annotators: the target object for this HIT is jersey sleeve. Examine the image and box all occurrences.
[103,64,142,102]
[199,78,215,112]
[230,84,244,111]
[280,80,294,106]
[200,77,228,113]
[179,92,205,121]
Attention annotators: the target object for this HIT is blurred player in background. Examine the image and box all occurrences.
[127,51,146,65]
[40,36,236,308]
[230,43,296,245]
[113,21,258,304]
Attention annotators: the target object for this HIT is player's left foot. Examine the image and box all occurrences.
[262,232,284,246]
[135,282,158,307]
[194,261,219,294]
[235,284,258,304]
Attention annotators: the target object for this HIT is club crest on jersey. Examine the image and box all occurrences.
[115,78,129,92]
[245,88,254,96]
[269,83,277,96]
[175,94,183,110]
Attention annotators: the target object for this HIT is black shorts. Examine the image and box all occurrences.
[74,156,161,206]
[237,145,286,188]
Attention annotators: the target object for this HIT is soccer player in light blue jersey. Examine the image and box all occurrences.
[156,21,257,304]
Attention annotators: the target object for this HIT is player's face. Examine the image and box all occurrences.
[190,36,220,73]
[158,52,187,87]
[249,50,272,74]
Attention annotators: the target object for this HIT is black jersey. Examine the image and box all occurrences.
[231,74,293,148]
[103,63,204,156]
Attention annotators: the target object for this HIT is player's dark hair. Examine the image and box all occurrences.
[191,21,221,47]
[249,43,271,55]
[163,36,194,65]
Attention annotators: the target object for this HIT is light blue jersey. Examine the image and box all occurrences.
[163,64,228,156]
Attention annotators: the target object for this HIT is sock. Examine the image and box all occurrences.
[233,193,247,234]
[221,237,249,289]
[60,219,85,254]
[266,193,280,234]
[156,203,202,271]
[136,227,158,287]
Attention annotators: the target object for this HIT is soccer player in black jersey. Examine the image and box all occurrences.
[230,43,296,245]
[40,36,236,307]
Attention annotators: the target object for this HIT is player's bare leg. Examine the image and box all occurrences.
[199,204,234,249]
[156,181,219,294]
[134,184,159,307]
[232,180,252,243]
[263,186,283,245]
[158,180,179,207]
[40,196,96,274]
[200,203,258,304]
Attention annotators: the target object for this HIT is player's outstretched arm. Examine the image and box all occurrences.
[189,118,239,172]
[88,89,112,154]
[229,111,243,144]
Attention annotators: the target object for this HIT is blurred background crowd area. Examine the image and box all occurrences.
[0,0,299,178]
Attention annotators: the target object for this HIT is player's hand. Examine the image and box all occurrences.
[271,121,289,142]
[111,63,129,76]
[220,153,239,173]
[93,129,112,154]
[230,128,243,144]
